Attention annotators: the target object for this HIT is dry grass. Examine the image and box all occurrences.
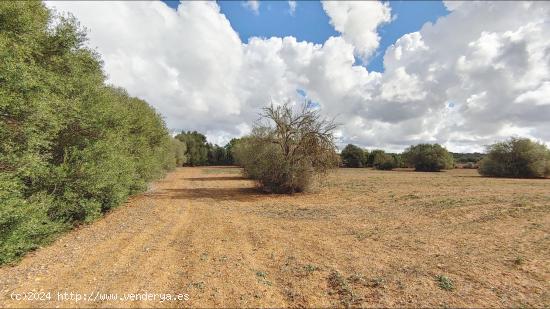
[1,167,548,308]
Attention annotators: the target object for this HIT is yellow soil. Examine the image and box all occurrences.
[0,167,548,307]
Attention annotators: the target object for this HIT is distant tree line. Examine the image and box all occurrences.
[340,145,404,170]
[174,131,239,166]
[339,138,549,178]
[341,143,453,172]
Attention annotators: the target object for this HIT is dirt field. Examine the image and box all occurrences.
[0,167,548,308]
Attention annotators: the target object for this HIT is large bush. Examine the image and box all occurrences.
[233,103,338,193]
[478,138,550,178]
[402,144,454,172]
[0,2,180,264]
[340,144,367,168]
[373,152,399,170]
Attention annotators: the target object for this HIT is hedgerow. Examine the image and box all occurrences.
[0,2,183,264]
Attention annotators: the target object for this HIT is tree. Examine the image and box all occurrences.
[373,152,398,170]
[402,144,454,172]
[340,144,366,168]
[233,102,338,193]
[478,137,550,178]
[175,131,209,166]
[367,149,385,167]
[223,138,241,165]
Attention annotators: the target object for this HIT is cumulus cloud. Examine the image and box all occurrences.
[46,1,550,152]
[322,1,392,61]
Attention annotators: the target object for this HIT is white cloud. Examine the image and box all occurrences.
[288,1,296,16]
[45,1,550,152]
[322,1,392,61]
[242,0,260,15]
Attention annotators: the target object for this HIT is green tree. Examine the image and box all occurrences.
[478,137,550,178]
[367,149,385,167]
[373,152,398,170]
[402,144,454,172]
[175,131,209,166]
[340,144,367,168]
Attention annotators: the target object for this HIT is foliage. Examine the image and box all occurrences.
[451,152,485,164]
[175,131,209,166]
[223,138,241,165]
[0,2,180,264]
[402,144,454,172]
[478,137,550,178]
[233,103,339,193]
[340,144,367,168]
[373,152,399,170]
[366,149,385,167]
[175,131,236,166]
[436,275,454,291]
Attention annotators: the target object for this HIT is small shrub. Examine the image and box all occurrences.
[436,274,454,291]
[402,144,454,172]
[478,137,550,178]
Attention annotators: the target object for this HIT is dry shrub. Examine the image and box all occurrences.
[233,103,339,193]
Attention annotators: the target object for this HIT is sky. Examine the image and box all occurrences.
[45,1,550,152]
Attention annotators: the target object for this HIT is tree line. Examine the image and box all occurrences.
[340,139,550,177]
[0,2,188,264]
[174,131,239,166]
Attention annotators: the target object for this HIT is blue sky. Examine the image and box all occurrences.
[162,0,448,72]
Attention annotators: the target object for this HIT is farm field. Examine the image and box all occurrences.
[0,167,548,308]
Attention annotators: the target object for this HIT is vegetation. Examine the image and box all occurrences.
[340,144,367,168]
[366,149,384,167]
[436,275,454,291]
[451,152,485,164]
[0,2,183,264]
[478,137,550,178]
[373,152,400,170]
[233,103,339,193]
[175,131,237,166]
[402,144,454,172]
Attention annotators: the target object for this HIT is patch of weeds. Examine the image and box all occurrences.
[188,281,205,291]
[336,272,385,290]
[513,200,532,208]
[402,193,421,200]
[368,277,386,288]
[327,270,361,307]
[200,252,208,261]
[436,275,454,291]
[303,264,320,274]
[256,270,272,286]
[513,256,524,266]
[353,228,379,241]
[218,255,228,262]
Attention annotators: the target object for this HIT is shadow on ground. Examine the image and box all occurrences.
[185,176,247,181]
[145,187,267,202]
